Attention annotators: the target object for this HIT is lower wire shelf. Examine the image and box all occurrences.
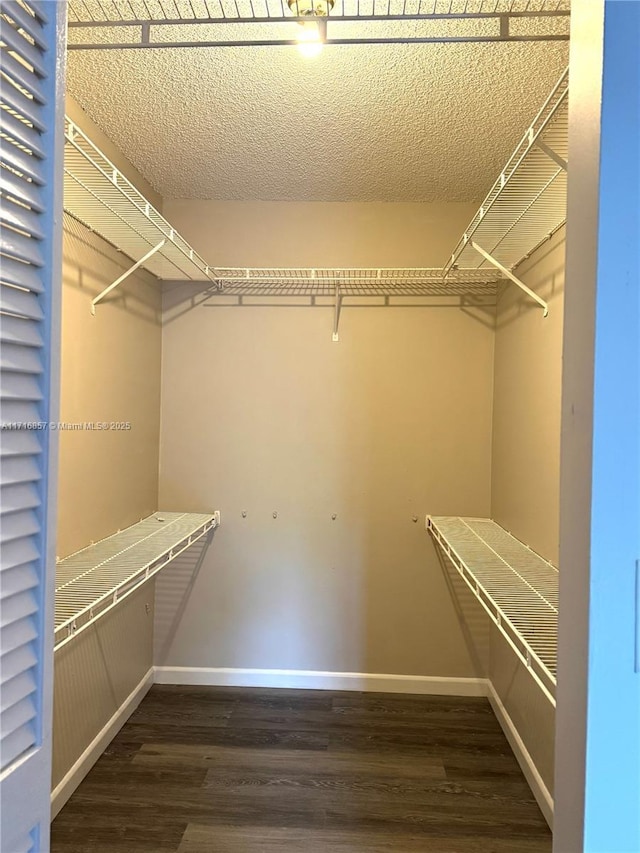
[54,511,219,650]
[426,516,558,706]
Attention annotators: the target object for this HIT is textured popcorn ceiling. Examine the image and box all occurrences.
[66,38,569,202]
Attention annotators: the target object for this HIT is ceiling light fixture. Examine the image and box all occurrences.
[288,0,334,58]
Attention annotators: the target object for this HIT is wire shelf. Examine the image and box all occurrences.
[54,511,219,649]
[66,0,570,47]
[64,117,219,284]
[427,516,558,705]
[444,68,568,276]
[68,0,571,23]
[213,267,504,297]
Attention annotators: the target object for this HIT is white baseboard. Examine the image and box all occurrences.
[50,667,154,819]
[486,681,554,829]
[153,666,488,696]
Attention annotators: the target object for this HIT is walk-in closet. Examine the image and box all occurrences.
[1,1,639,852]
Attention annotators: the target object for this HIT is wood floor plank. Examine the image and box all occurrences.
[178,823,552,853]
[112,722,330,750]
[133,742,448,779]
[51,686,552,853]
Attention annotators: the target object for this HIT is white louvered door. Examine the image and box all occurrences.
[0,2,65,851]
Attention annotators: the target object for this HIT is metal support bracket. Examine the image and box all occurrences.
[535,139,568,172]
[333,283,342,341]
[91,239,165,315]
[470,241,549,317]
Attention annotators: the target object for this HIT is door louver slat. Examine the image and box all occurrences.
[0,456,42,487]
[0,257,45,294]
[0,509,40,544]
[0,109,46,159]
[0,285,45,319]
[0,371,43,401]
[0,13,47,77]
[0,138,47,185]
[1,198,47,241]
[0,168,46,212]
[0,228,45,267]
[0,342,44,375]
[0,483,41,515]
[0,430,43,457]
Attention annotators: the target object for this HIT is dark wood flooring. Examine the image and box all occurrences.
[51,685,552,852]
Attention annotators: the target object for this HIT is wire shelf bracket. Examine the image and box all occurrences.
[333,283,342,342]
[54,511,220,650]
[64,117,221,297]
[90,239,166,314]
[471,241,549,316]
[535,139,568,172]
[426,515,558,706]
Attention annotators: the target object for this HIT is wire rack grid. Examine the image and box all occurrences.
[54,511,219,649]
[427,515,558,704]
[67,0,571,23]
[64,117,219,284]
[444,67,569,275]
[212,267,504,297]
[65,0,570,48]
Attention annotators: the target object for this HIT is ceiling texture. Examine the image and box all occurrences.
[65,1,570,203]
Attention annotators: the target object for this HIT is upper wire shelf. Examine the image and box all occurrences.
[444,67,569,277]
[68,0,571,21]
[54,511,219,649]
[66,0,570,48]
[427,515,558,705]
[64,117,219,285]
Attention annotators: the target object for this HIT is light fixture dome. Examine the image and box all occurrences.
[287,0,334,17]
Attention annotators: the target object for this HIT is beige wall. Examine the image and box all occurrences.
[156,201,493,678]
[491,227,566,566]
[162,200,477,268]
[489,227,566,802]
[56,214,162,557]
[58,97,164,557]
[53,106,163,803]
[52,586,154,793]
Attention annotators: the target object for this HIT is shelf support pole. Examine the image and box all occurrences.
[332,283,342,341]
[91,240,166,315]
[470,241,549,317]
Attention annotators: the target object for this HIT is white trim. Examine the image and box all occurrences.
[153,666,488,696]
[50,667,154,818]
[486,681,554,829]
